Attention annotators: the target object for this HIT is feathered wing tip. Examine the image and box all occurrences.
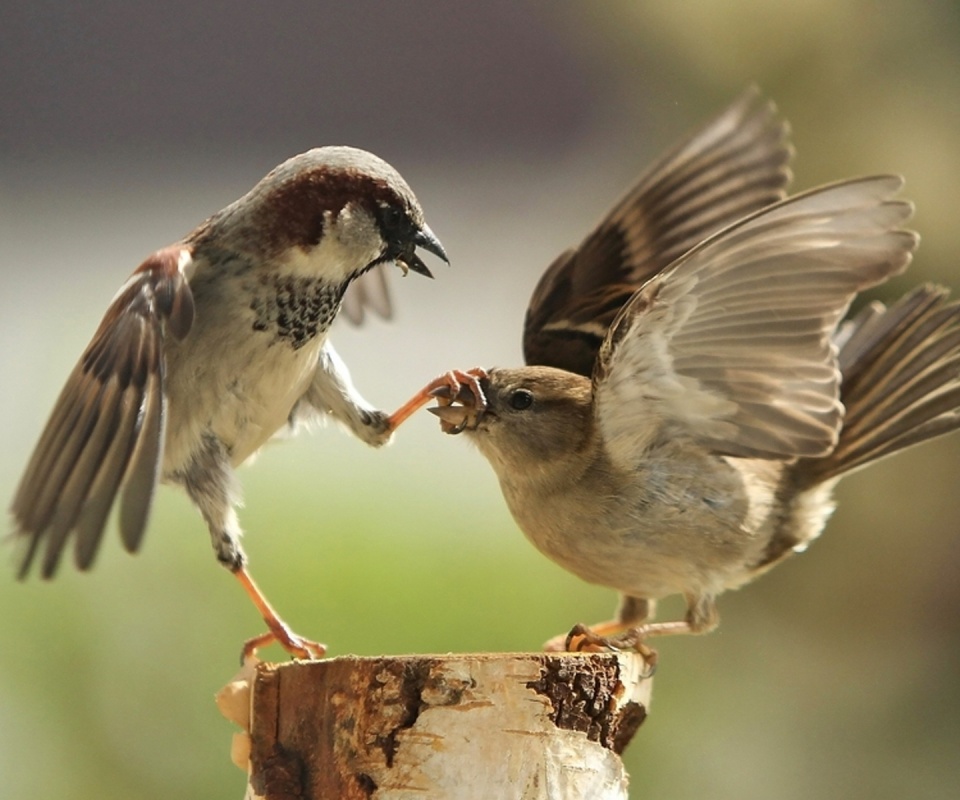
[798,284,960,484]
[586,84,796,280]
[593,175,918,470]
[10,248,192,578]
[523,86,794,377]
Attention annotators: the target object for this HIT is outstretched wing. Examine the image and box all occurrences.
[523,86,793,377]
[11,246,195,577]
[592,176,918,470]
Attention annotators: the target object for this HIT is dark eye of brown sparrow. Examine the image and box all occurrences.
[509,389,535,410]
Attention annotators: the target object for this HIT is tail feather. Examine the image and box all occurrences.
[800,284,960,484]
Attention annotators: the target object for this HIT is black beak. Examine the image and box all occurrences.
[398,224,448,278]
[415,224,448,263]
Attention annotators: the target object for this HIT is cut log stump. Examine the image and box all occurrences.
[217,652,653,799]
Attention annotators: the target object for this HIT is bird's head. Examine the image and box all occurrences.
[195,145,447,284]
[430,366,595,476]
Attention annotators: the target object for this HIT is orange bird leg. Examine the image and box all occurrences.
[234,566,327,661]
[387,367,488,430]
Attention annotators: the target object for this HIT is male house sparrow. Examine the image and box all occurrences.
[415,92,960,655]
[10,146,448,658]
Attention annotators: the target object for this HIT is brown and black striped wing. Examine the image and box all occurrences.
[11,247,194,577]
[523,86,793,377]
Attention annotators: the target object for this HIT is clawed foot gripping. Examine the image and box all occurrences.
[544,621,671,678]
[387,368,488,432]
[234,566,327,662]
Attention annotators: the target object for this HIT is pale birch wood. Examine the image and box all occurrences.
[217,652,652,800]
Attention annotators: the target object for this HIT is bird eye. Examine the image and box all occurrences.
[509,389,534,410]
[380,204,405,233]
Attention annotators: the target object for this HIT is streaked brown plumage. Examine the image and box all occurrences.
[523,86,793,377]
[10,146,448,658]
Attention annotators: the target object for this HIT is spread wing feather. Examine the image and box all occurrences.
[11,247,193,577]
[523,87,793,376]
[593,176,918,469]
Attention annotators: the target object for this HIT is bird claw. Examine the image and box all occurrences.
[387,367,488,432]
[240,624,327,664]
[233,566,328,664]
[543,624,610,652]
[428,367,488,406]
[428,368,488,434]
[545,623,658,677]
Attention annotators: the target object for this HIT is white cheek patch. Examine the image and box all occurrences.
[277,208,385,283]
[177,247,195,278]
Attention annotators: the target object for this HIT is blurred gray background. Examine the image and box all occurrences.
[2,2,959,798]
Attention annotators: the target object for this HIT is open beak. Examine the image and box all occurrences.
[397,224,448,278]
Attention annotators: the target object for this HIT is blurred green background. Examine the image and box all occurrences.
[2,2,959,798]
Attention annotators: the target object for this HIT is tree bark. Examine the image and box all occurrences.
[217,652,652,800]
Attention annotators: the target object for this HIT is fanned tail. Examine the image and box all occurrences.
[799,284,960,485]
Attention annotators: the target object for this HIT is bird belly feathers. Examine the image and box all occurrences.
[497,444,821,602]
[169,338,323,472]
[161,268,331,474]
